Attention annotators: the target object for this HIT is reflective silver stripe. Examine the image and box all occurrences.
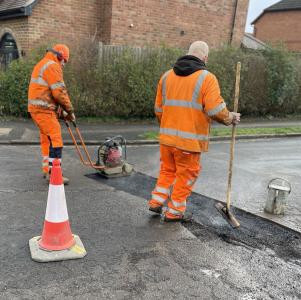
[162,70,171,105]
[171,199,186,208]
[43,156,49,160]
[50,82,65,90]
[155,106,163,113]
[31,60,56,88]
[42,162,49,167]
[164,99,203,111]
[39,60,56,77]
[155,186,170,195]
[28,99,51,108]
[207,102,226,116]
[167,207,183,216]
[151,194,166,204]
[191,70,208,104]
[30,77,48,86]
[160,128,209,141]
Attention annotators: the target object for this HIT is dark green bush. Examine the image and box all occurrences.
[0,43,300,118]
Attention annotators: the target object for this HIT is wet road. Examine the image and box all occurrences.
[0,143,301,299]
[128,138,301,233]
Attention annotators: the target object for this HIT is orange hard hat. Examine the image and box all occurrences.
[52,44,70,62]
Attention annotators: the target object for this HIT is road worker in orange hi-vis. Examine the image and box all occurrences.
[148,41,241,222]
[28,44,75,185]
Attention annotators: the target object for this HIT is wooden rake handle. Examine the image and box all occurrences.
[226,62,241,210]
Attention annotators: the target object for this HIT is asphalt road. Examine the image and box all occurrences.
[130,138,301,233]
[0,142,301,299]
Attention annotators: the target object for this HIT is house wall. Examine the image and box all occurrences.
[253,10,301,51]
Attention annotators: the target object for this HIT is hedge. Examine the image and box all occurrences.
[0,43,300,118]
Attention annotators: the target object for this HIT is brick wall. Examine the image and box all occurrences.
[0,0,249,55]
[254,11,301,52]
[107,0,249,49]
[27,0,101,50]
[231,0,250,46]
[0,18,29,53]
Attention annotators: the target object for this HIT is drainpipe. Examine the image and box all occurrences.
[230,0,239,44]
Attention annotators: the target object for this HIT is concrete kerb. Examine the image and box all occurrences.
[2,133,301,146]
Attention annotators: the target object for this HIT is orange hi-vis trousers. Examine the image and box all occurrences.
[149,144,201,219]
[30,111,63,175]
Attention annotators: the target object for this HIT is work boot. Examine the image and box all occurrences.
[163,211,193,223]
[45,173,70,185]
[148,204,163,215]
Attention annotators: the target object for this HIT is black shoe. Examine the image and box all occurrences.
[149,206,163,214]
[164,212,193,223]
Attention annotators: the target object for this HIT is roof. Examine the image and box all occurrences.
[252,0,301,24]
[266,0,301,12]
[242,33,267,50]
[0,0,38,20]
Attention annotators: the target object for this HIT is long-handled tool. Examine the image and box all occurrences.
[64,119,134,178]
[215,62,241,229]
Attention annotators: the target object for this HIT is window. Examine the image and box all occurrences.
[0,33,19,69]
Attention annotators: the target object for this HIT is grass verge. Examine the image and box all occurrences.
[140,126,301,140]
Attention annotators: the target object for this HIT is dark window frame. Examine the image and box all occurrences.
[0,33,19,69]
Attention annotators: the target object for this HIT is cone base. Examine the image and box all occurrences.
[29,235,87,263]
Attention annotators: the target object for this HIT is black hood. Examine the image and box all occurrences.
[173,55,207,76]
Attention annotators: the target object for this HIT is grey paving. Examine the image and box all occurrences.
[0,144,301,299]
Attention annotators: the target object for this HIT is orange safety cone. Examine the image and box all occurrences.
[29,159,86,262]
[39,159,75,250]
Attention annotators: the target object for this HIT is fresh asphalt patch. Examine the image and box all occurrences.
[87,171,301,265]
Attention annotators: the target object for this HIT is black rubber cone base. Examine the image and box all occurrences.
[215,202,240,229]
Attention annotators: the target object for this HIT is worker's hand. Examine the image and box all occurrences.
[68,112,76,122]
[231,112,241,125]
[62,111,75,122]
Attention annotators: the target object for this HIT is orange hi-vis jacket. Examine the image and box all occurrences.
[28,52,73,114]
[155,69,233,153]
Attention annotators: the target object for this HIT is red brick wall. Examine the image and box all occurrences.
[27,0,101,50]
[0,0,249,55]
[107,0,249,49]
[99,0,113,44]
[232,0,250,45]
[254,11,301,52]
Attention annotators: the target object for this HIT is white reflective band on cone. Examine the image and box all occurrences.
[45,184,69,223]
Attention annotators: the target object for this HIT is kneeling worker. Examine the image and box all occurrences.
[148,41,241,221]
[28,44,75,184]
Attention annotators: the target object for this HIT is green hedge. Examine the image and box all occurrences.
[0,44,300,118]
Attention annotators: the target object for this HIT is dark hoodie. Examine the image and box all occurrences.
[173,55,207,77]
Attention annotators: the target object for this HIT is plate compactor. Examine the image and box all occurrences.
[64,120,134,178]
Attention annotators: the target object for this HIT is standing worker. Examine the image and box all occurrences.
[28,44,75,184]
[148,41,241,222]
